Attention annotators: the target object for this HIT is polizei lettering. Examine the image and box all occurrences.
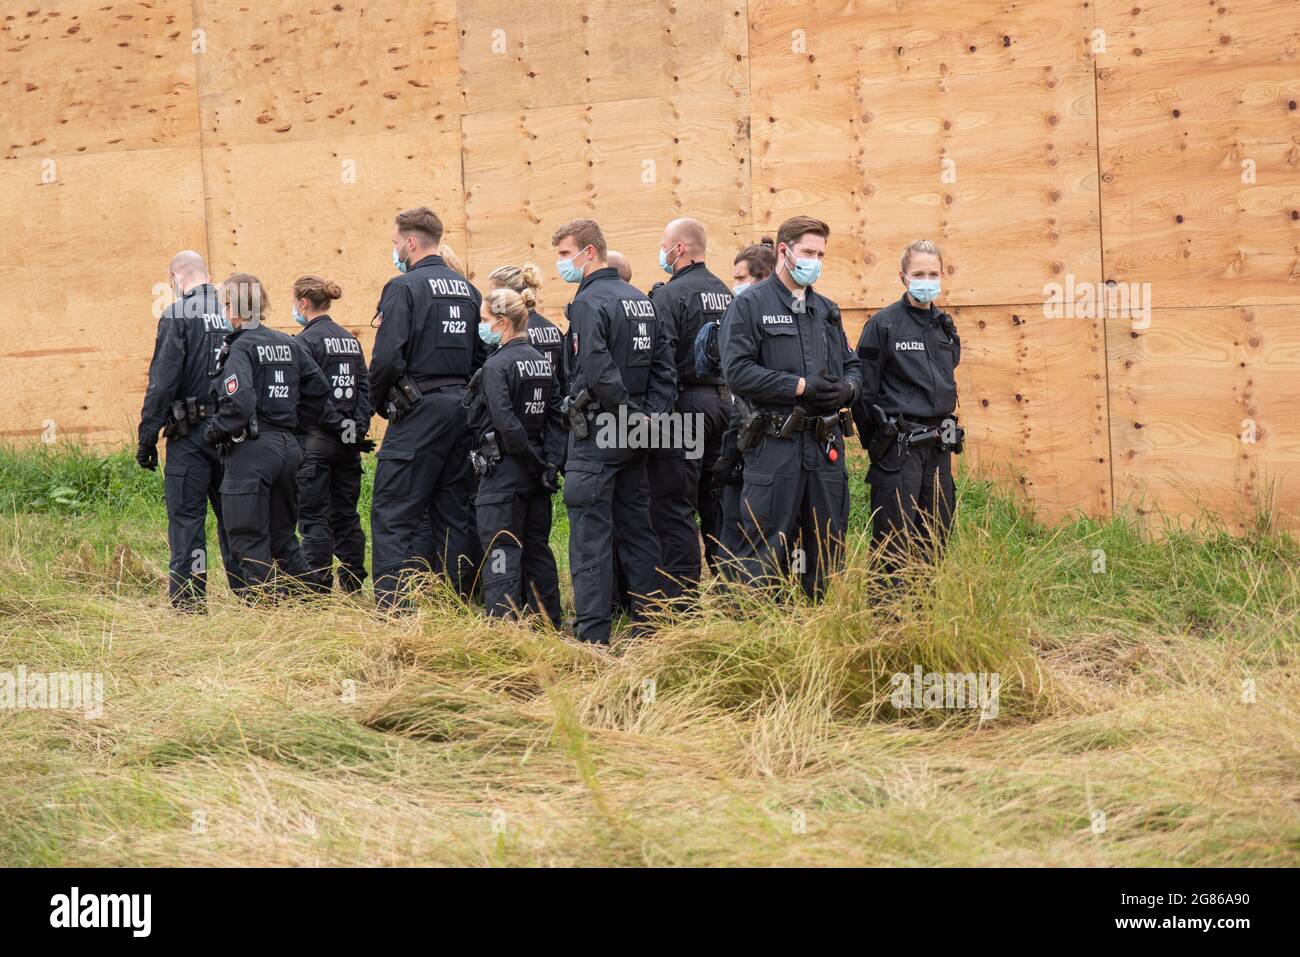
[529,324,562,345]
[895,340,926,352]
[515,358,552,378]
[427,277,472,298]
[323,337,362,355]
[256,344,293,364]
[762,314,794,326]
[700,292,732,312]
[621,299,655,318]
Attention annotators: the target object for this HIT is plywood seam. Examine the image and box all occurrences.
[1090,3,1118,521]
[190,0,212,264]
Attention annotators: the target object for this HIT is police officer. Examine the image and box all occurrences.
[369,207,486,610]
[136,250,246,610]
[648,218,733,590]
[552,218,675,645]
[488,264,565,394]
[205,274,330,596]
[720,216,861,599]
[465,287,566,623]
[851,240,962,565]
[713,239,776,558]
[291,275,374,593]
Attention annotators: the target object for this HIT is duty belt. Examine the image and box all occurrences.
[679,382,727,395]
[414,375,468,393]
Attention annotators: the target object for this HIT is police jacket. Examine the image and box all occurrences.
[468,337,566,468]
[650,261,733,389]
[295,314,372,437]
[720,273,861,414]
[850,293,960,440]
[205,324,329,442]
[369,254,485,411]
[526,309,566,395]
[138,283,231,444]
[564,266,676,414]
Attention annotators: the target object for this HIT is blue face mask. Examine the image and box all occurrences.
[556,247,588,284]
[478,320,502,345]
[732,282,751,296]
[786,253,822,287]
[659,245,680,275]
[392,247,407,274]
[292,308,308,327]
[908,278,941,304]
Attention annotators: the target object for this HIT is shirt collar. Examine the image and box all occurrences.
[766,272,818,316]
[577,265,621,294]
[411,254,444,271]
[303,314,331,329]
[901,292,936,323]
[668,261,706,284]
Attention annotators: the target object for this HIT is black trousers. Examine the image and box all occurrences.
[725,431,850,599]
[869,441,956,564]
[645,385,729,593]
[296,434,366,592]
[371,388,474,610]
[162,432,246,609]
[475,453,562,624]
[219,430,309,596]
[563,431,665,644]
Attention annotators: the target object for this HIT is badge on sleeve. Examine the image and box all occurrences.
[224,374,239,396]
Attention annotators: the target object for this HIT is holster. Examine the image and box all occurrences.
[386,374,423,423]
[562,388,593,439]
[469,430,502,476]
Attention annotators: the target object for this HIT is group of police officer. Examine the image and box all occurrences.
[138,206,962,644]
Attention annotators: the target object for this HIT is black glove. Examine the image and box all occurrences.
[136,440,158,471]
[710,450,736,489]
[541,464,560,493]
[803,369,853,411]
[356,436,376,454]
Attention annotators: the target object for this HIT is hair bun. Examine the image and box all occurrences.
[760,236,775,247]
[326,282,343,300]
[520,262,542,289]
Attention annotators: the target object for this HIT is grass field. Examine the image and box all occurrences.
[0,441,1297,866]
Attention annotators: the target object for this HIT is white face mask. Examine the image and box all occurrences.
[732,282,751,296]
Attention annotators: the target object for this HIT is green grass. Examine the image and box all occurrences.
[0,440,1296,866]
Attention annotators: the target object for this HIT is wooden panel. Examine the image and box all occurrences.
[749,0,1090,86]
[193,0,459,146]
[845,303,1112,520]
[457,0,748,113]
[1,0,199,160]
[462,92,751,300]
[1098,53,1300,306]
[753,62,1101,307]
[0,148,207,442]
[1095,0,1300,64]
[200,124,466,368]
[1109,306,1300,531]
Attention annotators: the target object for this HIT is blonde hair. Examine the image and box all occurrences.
[900,240,944,273]
[488,263,542,310]
[438,244,465,275]
[484,287,529,332]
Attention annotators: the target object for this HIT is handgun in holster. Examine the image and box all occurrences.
[385,374,423,422]
[468,430,502,476]
[561,388,593,439]
[735,398,766,454]
[905,416,965,455]
[165,399,191,439]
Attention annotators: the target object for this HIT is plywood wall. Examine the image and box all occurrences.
[2,0,1296,530]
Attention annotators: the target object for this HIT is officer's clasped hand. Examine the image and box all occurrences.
[356,436,376,454]
[136,441,158,471]
[803,368,852,412]
[541,464,560,493]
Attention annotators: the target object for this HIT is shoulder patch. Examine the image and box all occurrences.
[224,374,239,396]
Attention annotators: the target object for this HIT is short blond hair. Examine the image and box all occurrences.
[901,240,944,273]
